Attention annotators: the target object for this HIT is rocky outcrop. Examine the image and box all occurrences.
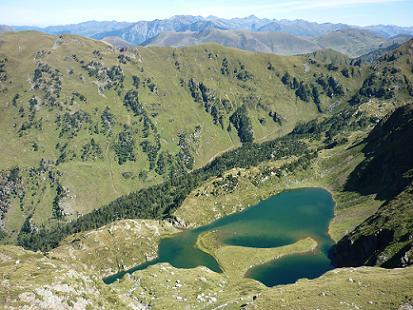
[0,168,23,230]
[332,184,413,268]
[333,104,413,268]
[331,228,395,266]
[331,184,413,268]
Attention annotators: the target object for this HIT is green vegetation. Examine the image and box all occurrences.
[113,126,136,165]
[51,182,66,219]
[2,219,412,309]
[0,33,410,278]
[1,31,413,310]
[0,57,7,83]
[350,46,413,105]
[173,99,398,245]
[175,105,379,232]
[333,103,413,267]
[229,105,254,143]
[2,32,412,243]
[14,95,389,254]
[197,231,317,280]
[80,138,103,161]
[17,133,309,251]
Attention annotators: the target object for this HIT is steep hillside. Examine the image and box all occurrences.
[349,39,413,104]
[0,32,412,251]
[2,219,412,309]
[346,104,413,199]
[314,29,390,58]
[1,30,373,242]
[1,34,413,309]
[144,28,411,57]
[333,103,413,267]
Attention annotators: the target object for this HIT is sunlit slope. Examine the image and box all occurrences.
[0,31,373,239]
[1,218,412,309]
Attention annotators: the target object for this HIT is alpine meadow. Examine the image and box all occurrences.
[0,2,413,309]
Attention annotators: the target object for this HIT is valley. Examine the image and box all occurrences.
[0,28,413,309]
[104,188,334,286]
[6,16,413,57]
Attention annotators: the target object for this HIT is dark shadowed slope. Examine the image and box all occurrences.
[333,103,413,268]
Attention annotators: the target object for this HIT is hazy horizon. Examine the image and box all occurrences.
[6,14,413,29]
[1,0,412,28]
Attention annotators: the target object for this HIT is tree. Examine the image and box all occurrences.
[295,82,309,102]
[281,72,290,86]
[312,86,322,112]
[229,106,254,143]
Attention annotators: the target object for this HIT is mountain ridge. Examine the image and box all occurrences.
[0,31,410,251]
[8,15,413,45]
[143,27,407,57]
[0,30,413,310]
[142,28,322,56]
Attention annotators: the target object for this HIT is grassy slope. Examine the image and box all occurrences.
[1,31,368,241]
[174,109,384,242]
[197,230,317,280]
[174,37,413,243]
[1,218,412,309]
[1,34,413,309]
[145,28,322,55]
[50,219,180,277]
[332,103,413,267]
[253,266,413,310]
[313,29,389,58]
[0,220,182,309]
[2,98,413,308]
[4,38,410,245]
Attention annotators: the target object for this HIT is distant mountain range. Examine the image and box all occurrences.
[144,27,403,57]
[13,20,133,37]
[0,25,14,33]
[6,15,413,57]
[143,28,321,55]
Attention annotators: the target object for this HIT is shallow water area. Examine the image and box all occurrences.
[104,188,335,286]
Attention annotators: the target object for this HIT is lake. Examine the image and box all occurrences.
[104,188,335,286]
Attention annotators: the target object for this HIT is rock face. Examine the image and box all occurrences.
[167,215,187,229]
[331,228,395,267]
[401,246,413,267]
[332,104,413,268]
[50,219,180,277]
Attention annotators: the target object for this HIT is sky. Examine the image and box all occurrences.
[0,0,412,27]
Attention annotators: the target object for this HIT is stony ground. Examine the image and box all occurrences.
[2,100,411,309]
[1,216,412,309]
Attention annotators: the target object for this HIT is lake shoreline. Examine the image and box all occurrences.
[105,187,335,286]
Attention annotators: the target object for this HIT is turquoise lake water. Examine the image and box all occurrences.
[104,188,335,286]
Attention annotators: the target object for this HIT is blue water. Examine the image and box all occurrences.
[104,188,335,286]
